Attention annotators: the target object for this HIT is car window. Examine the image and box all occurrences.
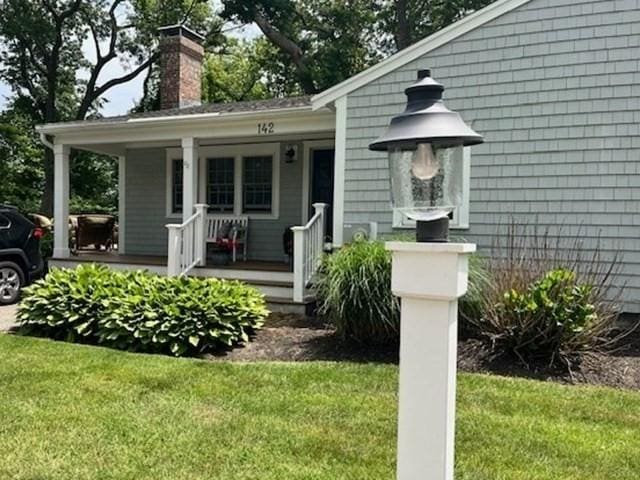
[0,214,10,229]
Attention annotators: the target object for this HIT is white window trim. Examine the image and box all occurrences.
[196,143,281,220]
[302,140,335,224]
[165,150,183,219]
[392,147,471,231]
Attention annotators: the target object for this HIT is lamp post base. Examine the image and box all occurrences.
[386,242,476,480]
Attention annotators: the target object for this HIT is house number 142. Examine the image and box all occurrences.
[257,122,275,134]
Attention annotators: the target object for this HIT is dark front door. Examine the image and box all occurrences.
[311,149,335,241]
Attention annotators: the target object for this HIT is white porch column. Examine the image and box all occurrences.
[118,155,126,254]
[332,95,347,247]
[182,137,199,222]
[53,143,70,258]
[386,242,475,480]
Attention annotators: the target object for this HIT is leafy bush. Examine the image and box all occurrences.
[317,238,487,344]
[459,253,490,332]
[316,240,399,344]
[482,269,603,366]
[39,232,53,259]
[17,265,268,356]
[469,221,623,369]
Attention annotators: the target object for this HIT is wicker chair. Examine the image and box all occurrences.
[70,215,116,254]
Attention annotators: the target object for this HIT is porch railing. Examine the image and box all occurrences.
[292,203,327,303]
[166,204,207,276]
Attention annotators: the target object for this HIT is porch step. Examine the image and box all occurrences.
[266,296,316,315]
[193,265,293,283]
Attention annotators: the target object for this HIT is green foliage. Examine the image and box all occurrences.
[17,265,268,356]
[39,233,54,260]
[0,108,44,213]
[466,221,623,369]
[316,240,399,343]
[459,253,490,331]
[221,0,381,94]
[377,0,498,53]
[317,239,488,344]
[475,269,603,367]
[201,39,271,103]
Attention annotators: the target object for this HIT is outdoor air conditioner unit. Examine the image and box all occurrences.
[343,222,378,243]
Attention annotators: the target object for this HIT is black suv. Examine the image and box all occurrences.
[0,205,47,305]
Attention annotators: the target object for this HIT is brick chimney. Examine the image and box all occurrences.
[158,25,205,110]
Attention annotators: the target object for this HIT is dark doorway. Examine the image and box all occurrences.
[311,149,335,240]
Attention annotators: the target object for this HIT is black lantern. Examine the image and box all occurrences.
[370,69,483,242]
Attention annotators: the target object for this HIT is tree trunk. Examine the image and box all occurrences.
[395,0,411,51]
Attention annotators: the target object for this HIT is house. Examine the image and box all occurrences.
[38,0,640,312]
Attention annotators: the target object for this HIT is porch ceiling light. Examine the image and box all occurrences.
[369,69,483,242]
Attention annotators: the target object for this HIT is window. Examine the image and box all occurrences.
[243,156,273,213]
[207,157,235,213]
[166,143,279,219]
[171,159,183,215]
[392,147,471,230]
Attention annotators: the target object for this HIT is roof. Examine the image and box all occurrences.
[311,0,533,109]
[38,96,313,131]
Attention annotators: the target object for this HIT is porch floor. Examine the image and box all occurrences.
[57,251,290,272]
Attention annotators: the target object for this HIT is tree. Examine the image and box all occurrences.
[0,105,44,213]
[380,0,498,52]
[220,0,380,95]
[0,0,215,215]
[201,38,271,104]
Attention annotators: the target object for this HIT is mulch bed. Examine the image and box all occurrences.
[210,313,640,391]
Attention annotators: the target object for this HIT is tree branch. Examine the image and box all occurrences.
[76,51,160,120]
[253,9,317,93]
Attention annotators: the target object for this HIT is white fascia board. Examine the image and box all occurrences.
[37,108,335,146]
[36,105,324,136]
[311,0,532,110]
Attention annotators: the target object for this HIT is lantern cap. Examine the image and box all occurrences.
[369,70,484,151]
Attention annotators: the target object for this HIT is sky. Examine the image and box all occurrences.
[0,11,259,118]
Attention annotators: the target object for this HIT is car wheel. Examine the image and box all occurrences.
[0,261,24,305]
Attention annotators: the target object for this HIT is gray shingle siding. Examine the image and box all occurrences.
[124,148,168,256]
[344,0,640,312]
[124,143,304,262]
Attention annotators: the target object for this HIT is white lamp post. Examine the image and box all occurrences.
[369,69,484,480]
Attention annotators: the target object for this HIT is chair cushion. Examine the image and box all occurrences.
[217,221,232,239]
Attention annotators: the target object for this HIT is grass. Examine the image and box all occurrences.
[1,335,639,479]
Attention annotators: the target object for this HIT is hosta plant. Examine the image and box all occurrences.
[17,264,268,356]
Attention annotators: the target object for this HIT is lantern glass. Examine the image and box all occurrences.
[389,143,463,222]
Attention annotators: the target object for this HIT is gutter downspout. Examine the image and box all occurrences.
[39,132,54,150]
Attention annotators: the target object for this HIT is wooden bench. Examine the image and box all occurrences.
[205,215,249,262]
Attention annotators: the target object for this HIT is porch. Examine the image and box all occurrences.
[40,98,338,307]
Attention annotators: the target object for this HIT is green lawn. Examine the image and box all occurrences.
[1,335,639,480]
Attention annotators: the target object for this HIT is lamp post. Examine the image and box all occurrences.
[369,70,484,480]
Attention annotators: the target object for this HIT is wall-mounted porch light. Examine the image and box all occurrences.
[284,144,298,163]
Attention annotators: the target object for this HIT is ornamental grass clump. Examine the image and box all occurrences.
[17,264,268,356]
[316,240,399,344]
[470,221,626,370]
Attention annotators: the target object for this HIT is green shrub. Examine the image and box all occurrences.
[316,240,399,344]
[316,239,487,344]
[469,221,623,369]
[459,253,490,330]
[17,265,268,356]
[477,269,605,366]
